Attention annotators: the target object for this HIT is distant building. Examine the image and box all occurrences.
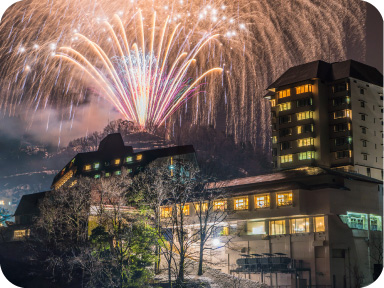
[51,133,196,190]
[265,60,383,179]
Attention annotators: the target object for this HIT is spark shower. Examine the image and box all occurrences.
[0,0,366,148]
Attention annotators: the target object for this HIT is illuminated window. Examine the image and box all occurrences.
[277,192,293,206]
[14,229,30,240]
[369,214,382,231]
[213,200,227,211]
[136,154,143,161]
[105,172,110,177]
[314,216,325,232]
[195,203,208,213]
[335,150,352,159]
[234,197,248,210]
[270,220,286,235]
[221,226,229,236]
[270,99,276,107]
[255,195,270,208]
[93,162,100,169]
[54,170,74,190]
[272,136,277,144]
[297,138,314,147]
[277,89,291,99]
[297,111,313,121]
[333,109,352,119]
[340,212,368,230]
[114,170,121,176]
[114,159,121,165]
[295,84,312,94]
[127,169,132,173]
[84,164,91,171]
[94,174,101,179]
[0,200,4,205]
[69,158,75,168]
[178,205,190,216]
[247,221,266,235]
[161,207,172,218]
[125,156,133,163]
[298,124,313,134]
[290,218,310,233]
[298,151,315,160]
[279,102,291,111]
[69,180,77,187]
[280,154,293,163]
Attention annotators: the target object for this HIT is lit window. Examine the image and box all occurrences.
[195,203,208,213]
[127,169,132,173]
[290,218,310,233]
[125,156,133,163]
[270,99,276,107]
[114,171,121,176]
[295,84,312,94]
[272,136,277,144]
[314,216,325,232]
[84,164,91,171]
[333,109,352,119]
[340,212,368,230]
[54,170,74,190]
[335,150,352,159]
[14,229,30,240]
[298,124,313,134]
[270,220,286,235]
[93,162,100,169]
[114,159,121,165]
[213,200,227,211]
[297,111,313,121]
[234,197,248,210]
[298,151,315,160]
[255,195,270,208]
[297,138,314,147]
[0,200,4,205]
[277,192,293,206]
[94,174,100,179]
[247,221,265,235]
[369,214,382,231]
[69,180,77,187]
[178,205,190,216]
[221,226,229,236]
[277,89,291,99]
[279,102,291,111]
[105,172,110,177]
[161,207,172,218]
[280,154,293,163]
[136,154,143,161]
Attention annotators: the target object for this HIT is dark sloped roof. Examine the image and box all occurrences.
[14,191,48,216]
[268,59,383,90]
[141,145,195,159]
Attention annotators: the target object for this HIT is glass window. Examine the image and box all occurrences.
[114,170,121,176]
[136,154,143,161]
[280,154,293,163]
[340,212,368,230]
[114,159,121,165]
[178,205,190,216]
[272,136,277,144]
[298,138,314,147]
[279,115,291,124]
[333,109,352,119]
[314,216,325,232]
[94,174,100,179]
[14,229,30,240]
[234,197,249,210]
[255,195,270,208]
[277,192,293,206]
[93,162,100,169]
[213,200,227,211]
[297,97,313,107]
[279,102,291,111]
[270,220,286,235]
[370,215,382,231]
[335,150,352,159]
[105,172,110,177]
[84,164,91,171]
[270,99,276,107]
[296,84,313,94]
[297,111,313,120]
[125,156,133,163]
[290,218,310,233]
[298,124,314,134]
[278,89,291,99]
[247,221,266,235]
[298,151,315,160]
[161,207,172,218]
[195,203,208,213]
[0,200,4,205]
[221,226,229,236]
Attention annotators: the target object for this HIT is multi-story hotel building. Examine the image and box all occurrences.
[264,60,383,179]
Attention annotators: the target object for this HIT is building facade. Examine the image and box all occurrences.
[161,167,383,287]
[265,60,383,179]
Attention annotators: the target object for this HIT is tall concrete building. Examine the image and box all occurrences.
[265,60,383,179]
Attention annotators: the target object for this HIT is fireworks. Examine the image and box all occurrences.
[0,0,367,148]
[55,11,222,130]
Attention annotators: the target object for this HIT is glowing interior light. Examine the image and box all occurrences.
[212,238,221,246]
